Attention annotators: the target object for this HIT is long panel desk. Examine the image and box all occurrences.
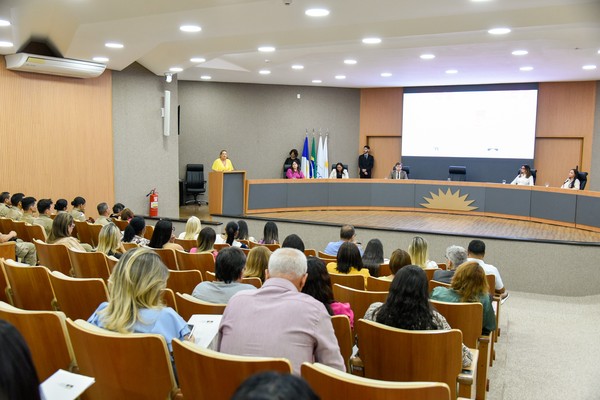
[243,179,600,232]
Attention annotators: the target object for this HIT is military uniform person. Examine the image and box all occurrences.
[21,213,35,225]
[33,214,54,238]
[6,207,23,221]
[95,215,111,226]
[0,202,9,217]
[70,208,86,222]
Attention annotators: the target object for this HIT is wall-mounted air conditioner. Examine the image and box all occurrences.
[5,53,106,79]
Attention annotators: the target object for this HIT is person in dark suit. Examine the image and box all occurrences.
[358,145,374,178]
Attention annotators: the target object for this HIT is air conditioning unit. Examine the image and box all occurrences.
[5,53,106,79]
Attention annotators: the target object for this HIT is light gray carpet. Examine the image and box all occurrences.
[487,292,600,400]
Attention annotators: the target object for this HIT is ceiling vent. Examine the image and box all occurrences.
[5,53,106,78]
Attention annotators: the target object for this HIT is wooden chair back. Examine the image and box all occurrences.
[174,238,197,251]
[332,284,388,322]
[175,292,226,320]
[162,288,177,312]
[152,247,179,270]
[106,256,118,273]
[166,269,203,296]
[237,239,249,246]
[429,279,450,293]
[318,251,337,260]
[0,217,14,234]
[356,319,462,400]
[366,276,391,292]
[2,260,55,310]
[0,301,75,381]
[26,223,47,242]
[66,319,178,400]
[241,276,262,288]
[0,260,10,303]
[144,224,155,240]
[88,223,103,246]
[301,362,452,400]
[12,220,32,242]
[378,263,391,277]
[424,268,439,282]
[34,239,72,276]
[49,271,109,320]
[74,220,95,246]
[175,250,214,277]
[172,339,292,400]
[112,219,129,231]
[123,242,138,251]
[437,262,447,270]
[331,315,353,371]
[241,247,250,255]
[68,248,111,281]
[304,248,317,257]
[205,271,216,282]
[249,241,280,251]
[330,272,365,290]
[0,241,16,260]
[214,243,230,251]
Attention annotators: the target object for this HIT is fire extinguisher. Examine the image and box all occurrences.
[147,188,158,217]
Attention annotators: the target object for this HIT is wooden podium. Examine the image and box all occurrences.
[208,171,246,215]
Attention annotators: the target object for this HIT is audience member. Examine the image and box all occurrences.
[95,202,111,226]
[20,197,37,225]
[302,256,354,327]
[364,265,472,367]
[358,145,374,179]
[6,193,24,221]
[70,196,88,222]
[326,242,370,287]
[97,223,126,259]
[88,247,192,351]
[148,219,184,251]
[110,202,125,219]
[33,199,54,237]
[281,234,305,252]
[433,245,467,284]
[323,224,363,256]
[0,231,37,266]
[192,247,256,303]
[467,239,507,299]
[217,248,345,374]
[329,162,349,179]
[190,227,218,258]
[510,164,534,186]
[243,246,271,281]
[0,192,10,217]
[122,216,149,246]
[380,249,411,281]
[361,238,384,276]
[0,320,42,400]
[408,236,438,269]
[120,208,134,221]
[231,371,319,400]
[54,198,68,213]
[215,221,247,248]
[561,168,580,190]
[430,261,497,335]
[178,216,201,240]
[286,160,305,179]
[237,220,254,242]
[388,162,408,179]
[259,221,279,244]
[211,149,234,172]
[48,213,92,252]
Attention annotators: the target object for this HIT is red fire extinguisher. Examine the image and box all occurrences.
[147,189,158,217]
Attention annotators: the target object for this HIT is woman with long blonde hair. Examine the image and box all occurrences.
[96,223,126,259]
[87,247,191,351]
[178,216,201,240]
[430,261,496,335]
[407,236,437,269]
[243,246,271,281]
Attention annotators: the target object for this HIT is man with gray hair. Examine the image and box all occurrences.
[433,245,467,284]
[95,202,111,226]
[217,247,345,374]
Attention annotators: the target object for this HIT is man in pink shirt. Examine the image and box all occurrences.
[217,248,345,374]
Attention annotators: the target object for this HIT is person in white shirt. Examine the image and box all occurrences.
[329,162,349,179]
[510,164,534,186]
[467,239,508,300]
[560,168,580,190]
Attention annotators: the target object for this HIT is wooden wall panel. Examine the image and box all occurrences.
[367,136,402,179]
[534,138,583,187]
[359,88,403,151]
[0,58,114,218]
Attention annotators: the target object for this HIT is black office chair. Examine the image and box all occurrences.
[401,165,410,178]
[283,163,292,179]
[184,164,207,205]
[577,171,588,190]
[448,166,466,181]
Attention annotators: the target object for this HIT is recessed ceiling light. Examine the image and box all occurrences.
[362,37,381,44]
[344,59,357,65]
[305,8,330,17]
[312,80,322,83]
[488,27,511,35]
[446,69,458,74]
[169,67,183,72]
[380,72,392,77]
[0,19,10,27]
[420,54,435,60]
[335,75,346,80]
[582,65,597,70]
[512,50,528,56]
[520,66,534,71]
[291,64,304,70]
[105,42,124,49]
[92,57,109,63]
[200,75,212,80]
[0,41,13,47]
[259,70,271,75]
[180,25,201,33]
[190,57,206,63]
[258,46,275,52]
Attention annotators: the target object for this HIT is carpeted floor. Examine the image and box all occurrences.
[487,292,600,400]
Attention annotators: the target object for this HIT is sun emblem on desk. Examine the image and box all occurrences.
[420,188,478,211]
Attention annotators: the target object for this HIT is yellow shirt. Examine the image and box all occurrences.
[211,158,234,172]
[326,262,371,288]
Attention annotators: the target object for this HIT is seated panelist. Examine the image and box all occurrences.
[388,162,408,180]
[212,150,235,172]
[286,160,305,179]
[329,162,349,179]
[510,164,534,186]
[560,168,580,190]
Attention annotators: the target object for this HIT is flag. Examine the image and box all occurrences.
[317,134,326,178]
[310,134,316,178]
[301,135,310,178]
[323,134,329,177]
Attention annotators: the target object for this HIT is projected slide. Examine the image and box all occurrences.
[402,90,538,159]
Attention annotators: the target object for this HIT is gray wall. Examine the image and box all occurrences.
[591,81,600,191]
[112,63,180,217]
[178,82,361,187]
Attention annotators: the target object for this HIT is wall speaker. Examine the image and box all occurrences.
[163,90,171,136]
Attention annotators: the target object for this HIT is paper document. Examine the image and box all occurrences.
[188,314,223,348]
[40,369,95,400]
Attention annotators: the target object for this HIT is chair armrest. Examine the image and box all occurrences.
[458,348,478,398]
[349,356,364,376]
